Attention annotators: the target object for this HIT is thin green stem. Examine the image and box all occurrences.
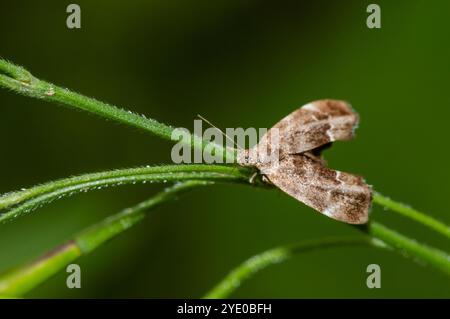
[204,222,450,299]
[0,181,207,297]
[0,164,255,223]
[0,60,172,139]
[367,222,450,275]
[373,192,450,240]
[0,59,235,162]
[0,164,252,209]
[204,237,376,299]
[1,163,448,281]
[0,241,81,298]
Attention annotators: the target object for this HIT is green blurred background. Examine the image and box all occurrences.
[0,0,449,298]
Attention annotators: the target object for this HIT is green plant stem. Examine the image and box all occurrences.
[373,192,450,240]
[204,237,375,299]
[0,241,81,298]
[204,222,450,299]
[0,181,207,297]
[1,163,448,280]
[0,60,172,139]
[0,164,255,223]
[367,222,450,275]
[0,59,235,162]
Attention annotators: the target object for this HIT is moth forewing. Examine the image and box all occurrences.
[237,99,372,224]
[254,99,359,157]
[261,155,371,224]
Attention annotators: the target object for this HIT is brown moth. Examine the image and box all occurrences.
[237,99,372,224]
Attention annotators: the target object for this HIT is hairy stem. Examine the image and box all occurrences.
[0,164,448,280]
[0,181,207,297]
[0,59,235,162]
[367,222,450,275]
[373,193,450,240]
[204,237,375,299]
[204,222,450,299]
[0,164,256,223]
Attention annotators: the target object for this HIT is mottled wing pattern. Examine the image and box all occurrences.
[256,99,359,157]
[258,154,372,224]
[237,99,372,224]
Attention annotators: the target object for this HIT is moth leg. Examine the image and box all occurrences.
[249,172,258,184]
[261,174,271,184]
[249,171,272,186]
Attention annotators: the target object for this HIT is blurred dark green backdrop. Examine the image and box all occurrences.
[0,0,449,298]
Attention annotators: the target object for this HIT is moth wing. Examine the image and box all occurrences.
[256,99,359,157]
[259,154,372,224]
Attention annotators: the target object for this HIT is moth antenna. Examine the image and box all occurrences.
[197,114,242,149]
